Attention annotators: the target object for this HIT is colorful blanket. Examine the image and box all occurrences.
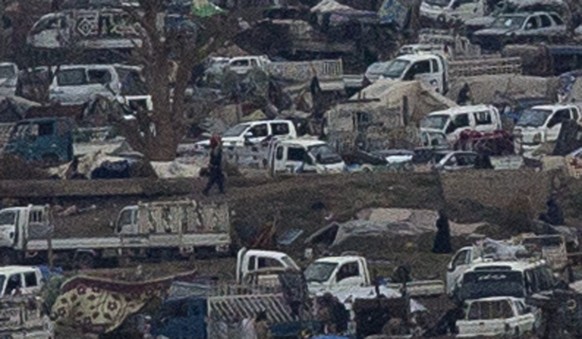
[51,270,197,334]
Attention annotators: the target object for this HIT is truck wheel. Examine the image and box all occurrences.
[76,253,95,270]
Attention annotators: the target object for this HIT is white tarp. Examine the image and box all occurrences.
[311,0,353,13]
[151,159,204,179]
[476,238,527,261]
[315,285,427,313]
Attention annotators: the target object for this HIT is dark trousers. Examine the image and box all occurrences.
[203,170,224,194]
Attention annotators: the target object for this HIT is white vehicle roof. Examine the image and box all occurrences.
[396,53,441,62]
[0,266,39,275]
[466,260,547,273]
[313,256,365,265]
[57,64,141,70]
[239,119,291,126]
[244,249,292,260]
[464,296,523,304]
[276,138,327,148]
[428,104,492,116]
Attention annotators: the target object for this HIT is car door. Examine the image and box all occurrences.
[546,109,570,142]
[335,261,365,286]
[514,300,535,333]
[246,123,269,144]
[445,113,471,143]
[446,248,472,295]
[521,15,541,40]
[473,109,495,133]
[22,271,39,294]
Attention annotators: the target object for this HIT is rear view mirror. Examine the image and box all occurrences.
[244,132,253,139]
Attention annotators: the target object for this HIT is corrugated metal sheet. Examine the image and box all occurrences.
[208,294,295,324]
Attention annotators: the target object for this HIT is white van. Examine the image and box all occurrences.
[48,64,153,109]
[421,105,502,144]
[514,104,582,152]
[421,0,486,25]
[267,138,346,176]
[194,119,298,151]
[0,266,44,298]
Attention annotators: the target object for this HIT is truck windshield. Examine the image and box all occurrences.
[459,271,524,300]
[424,0,450,7]
[223,124,250,137]
[516,108,552,127]
[383,60,410,79]
[308,145,342,165]
[491,16,525,29]
[0,211,16,226]
[0,65,15,79]
[305,262,337,283]
[421,114,449,130]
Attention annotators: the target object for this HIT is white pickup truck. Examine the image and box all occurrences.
[236,249,444,297]
[266,138,346,176]
[0,201,232,268]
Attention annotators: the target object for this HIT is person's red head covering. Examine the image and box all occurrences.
[210,134,221,148]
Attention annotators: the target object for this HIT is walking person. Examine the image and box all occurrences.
[203,134,225,196]
[433,209,452,254]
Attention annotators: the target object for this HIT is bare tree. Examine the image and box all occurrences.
[113,0,240,161]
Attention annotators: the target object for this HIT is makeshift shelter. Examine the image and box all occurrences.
[448,75,559,106]
[325,80,456,152]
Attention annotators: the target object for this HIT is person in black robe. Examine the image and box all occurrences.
[433,209,452,254]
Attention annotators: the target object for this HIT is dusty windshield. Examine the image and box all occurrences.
[516,108,552,127]
[424,0,450,7]
[459,271,524,300]
[366,61,391,75]
[491,16,525,30]
[421,115,449,130]
[304,262,337,283]
[308,145,343,165]
[0,211,16,226]
[383,60,410,79]
[0,65,15,79]
[223,124,250,137]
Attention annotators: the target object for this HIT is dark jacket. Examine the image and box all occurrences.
[209,146,223,172]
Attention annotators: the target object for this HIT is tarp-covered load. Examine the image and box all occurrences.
[475,238,527,261]
[326,80,456,152]
[448,75,559,106]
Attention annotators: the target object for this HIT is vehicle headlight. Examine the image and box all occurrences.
[533,133,542,143]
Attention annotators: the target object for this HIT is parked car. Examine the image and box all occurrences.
[420,105,502,144]
[473,12,567,51]
[433,151,482,171]
[420,0,486,26]
[194,119,299,151]
[513,103,582,152]
[456,297,536,337]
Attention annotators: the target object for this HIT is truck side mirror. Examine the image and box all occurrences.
[244,131,253,139]
[109,221,115,229]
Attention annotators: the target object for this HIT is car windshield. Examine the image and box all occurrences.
[383,60,410,79]
[304,262,337,283]
[459,271,524,300]
[309,144,343,165]
[366,62,391,75]
[0,65,15,79]
[421,114,449,130]
[223,124,250,137]
[516,108,552,127]
[424,0,450,7]
[491,16,525,29]
[0,211,16,225]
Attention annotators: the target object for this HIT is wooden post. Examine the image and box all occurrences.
[46,204,54,269]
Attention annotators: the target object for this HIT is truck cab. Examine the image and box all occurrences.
[4,117,74,165]
[514,104,582,152]
[420,105,502,144]
[236,248,301,286]
[304,256,371,294]
[267,139,346,176]
[380,53,448,93]
[0,266,44,298]
[227,55,271,75]
[0,205,49,256]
